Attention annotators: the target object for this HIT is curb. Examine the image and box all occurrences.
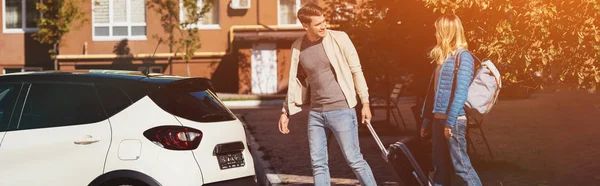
[222,96,416,108]
[238,113,283,186]
[223,100,284,108]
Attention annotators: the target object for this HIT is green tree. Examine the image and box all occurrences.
[147,0,212,76]
[33,0,88,70]
[325,0,436,95]
[421,0,600,91]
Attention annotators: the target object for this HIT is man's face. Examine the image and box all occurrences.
[302,15,327,38]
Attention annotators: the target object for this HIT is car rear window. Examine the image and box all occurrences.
[149,79,236,123]
[0,84,21,132]
[95,83,133,118]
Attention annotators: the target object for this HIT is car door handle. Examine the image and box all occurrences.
[74,135,101,145]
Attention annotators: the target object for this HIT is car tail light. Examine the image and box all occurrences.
[143,126,203,150]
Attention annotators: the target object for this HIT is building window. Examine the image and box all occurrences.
[3,0,40,33]
[92,0,146,40]
[278,0,302,25]
[137,66,163,74]
[2,67,42,74]
[180,0,219,30]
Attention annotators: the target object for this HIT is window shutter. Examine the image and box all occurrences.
[131,0,145,23]
[279,0,297,25]
[93,0,109,24]
[201,0,218,25]
[112,0,127,23]
[5,0,23,28]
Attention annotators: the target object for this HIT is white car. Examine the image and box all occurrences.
[0,70,257,186]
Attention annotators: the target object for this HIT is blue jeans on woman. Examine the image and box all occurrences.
[432,117,482,186]
[307,107,377,186]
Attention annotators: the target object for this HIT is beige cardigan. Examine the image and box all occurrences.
[282,30,370,116]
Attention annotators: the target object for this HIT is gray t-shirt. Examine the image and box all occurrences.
[299,37,348,112]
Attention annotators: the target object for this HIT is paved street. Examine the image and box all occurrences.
[233,90,600,186]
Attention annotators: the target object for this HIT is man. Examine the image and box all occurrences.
[277,3,377,186]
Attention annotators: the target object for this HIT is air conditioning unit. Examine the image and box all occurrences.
[230,0,251,9]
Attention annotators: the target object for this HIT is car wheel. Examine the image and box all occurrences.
[101,178,150,186]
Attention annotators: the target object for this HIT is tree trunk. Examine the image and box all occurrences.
[185,42,191,76]
[169,43,173,75]
[54,41,59,70]
[186,60,191,77]
[168,19,174,75]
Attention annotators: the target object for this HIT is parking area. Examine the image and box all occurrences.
[234,91,600,185]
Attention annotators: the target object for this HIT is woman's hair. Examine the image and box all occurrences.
[429,14,468,65]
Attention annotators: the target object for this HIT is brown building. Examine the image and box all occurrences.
[0,0,329,94]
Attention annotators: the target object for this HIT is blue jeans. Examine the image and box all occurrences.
[432,117,482,186]
[308,107,377,186]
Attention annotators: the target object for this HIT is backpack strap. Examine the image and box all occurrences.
[446,48,469,114]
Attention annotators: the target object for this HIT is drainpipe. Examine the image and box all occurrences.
[53,25,303,61]
[228,24,340,53]
[228,25,304,53]
[55,24,335,61]
[56,52,227,60]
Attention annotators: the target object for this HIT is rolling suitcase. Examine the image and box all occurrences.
[365,120,433,186]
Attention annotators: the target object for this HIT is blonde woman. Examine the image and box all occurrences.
[419,14,482,186]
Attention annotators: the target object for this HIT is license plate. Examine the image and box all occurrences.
[217,152,245,170]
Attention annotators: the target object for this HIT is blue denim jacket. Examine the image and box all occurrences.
[421,49,475,128]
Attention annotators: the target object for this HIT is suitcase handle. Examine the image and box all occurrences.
[364,120,389,162]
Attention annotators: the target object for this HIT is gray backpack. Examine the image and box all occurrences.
[453,49,502,121]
